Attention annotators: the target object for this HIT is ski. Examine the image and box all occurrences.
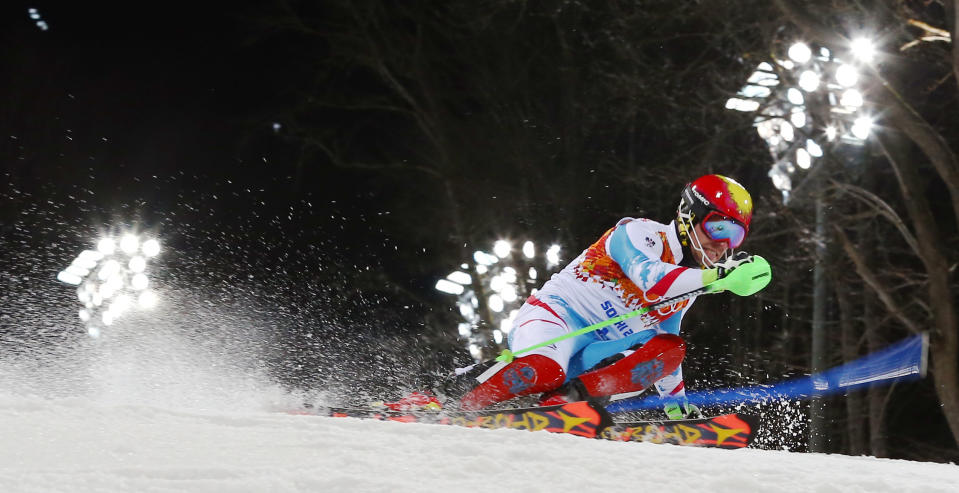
[602,412,758,449]
[306,401,758,448]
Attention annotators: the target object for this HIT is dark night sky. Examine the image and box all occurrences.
[2,2,413,279]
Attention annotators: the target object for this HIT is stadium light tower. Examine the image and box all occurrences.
[57,232,162,338]
[726,38,875,202]
[435,239,562,360]
[726,35,878,453]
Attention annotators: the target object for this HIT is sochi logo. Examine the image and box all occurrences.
[502,363,537,394]
[630,359,665,388]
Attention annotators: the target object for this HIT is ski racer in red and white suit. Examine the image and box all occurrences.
[455,175,757,419]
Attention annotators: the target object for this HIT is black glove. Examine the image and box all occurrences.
[715,251,753,279]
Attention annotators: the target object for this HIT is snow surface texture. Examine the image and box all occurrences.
[2,293,957,492]
[3,396,959,493]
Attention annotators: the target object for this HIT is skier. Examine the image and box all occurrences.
[389,174,767,419]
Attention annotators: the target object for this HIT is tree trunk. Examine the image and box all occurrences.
[835,277,867,455]
[877,131,959,449]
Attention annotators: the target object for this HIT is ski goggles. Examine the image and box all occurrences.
[701,211,747,249]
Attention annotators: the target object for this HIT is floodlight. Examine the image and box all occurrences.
[522,241,535,259]
[493,330,503,344]
[79,309,90,322]
[790,109,807,128]
[806,139,824,157]
[490,275,506,292]
[850,38,875,62]
[788,42,812,63]
[447,271,472,285]
[56,271,82,285]
[779,120,795,142]
[739,85,770,98]
[120,234,139,254]
[475,264,488,274]
[835,64,858,87]
[473,251,497,266]
[786,88,804,105]
[798,70,820,92]
[488,294,504,313]
[825,126,838,141]
[851,116,873,140]
[131,273,149,291]
[493,240,511,258]
[458,323,471,337]
[141,239,160,257]
[546,245,561,266]
[796,148,812,169]
[725,98,760,112]
[97,238,115,255]
[459,303,475,319]
[501,285,518,303]
[529,267,538,280]
[435,279,464,295]
[102,311,114,326]
[840,89,863,108]
[65,264,89,277]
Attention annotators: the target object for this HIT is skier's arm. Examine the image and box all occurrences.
[607,221,710,297]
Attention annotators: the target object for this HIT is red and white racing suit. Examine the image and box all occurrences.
[509,217,710,402]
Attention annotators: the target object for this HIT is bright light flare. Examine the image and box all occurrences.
[786,88,804,105]
[97,238,116,255]
[840,89,864,108]
[725,98,760,112]
[435,279,465,295]
[796,148,812,169]
[488,294,504,313]
[493,240,511,258]
[835,64,858,87]
[798,70,820,92]
[131,273,149,291]
[522,241,535,259]
[787,42,812,63]
[807,139,824,157]
[120,234,139,254]
[447,271,472,285]
[546,245,561,267]
[851,116,873,140]
[851,38,875,62]
[141,239,160,257]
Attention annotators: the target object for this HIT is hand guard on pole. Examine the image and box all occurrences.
[664,398,702,420]
[706,253,772,296]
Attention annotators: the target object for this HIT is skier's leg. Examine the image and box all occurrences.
[574,334,685,398]
[457,298,588,410]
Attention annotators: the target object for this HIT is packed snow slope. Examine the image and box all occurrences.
[2,396,958,493]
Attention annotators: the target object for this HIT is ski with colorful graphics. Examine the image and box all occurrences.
[307,401,758,449]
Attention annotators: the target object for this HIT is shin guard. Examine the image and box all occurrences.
[459,354,566,411]
[577,334,685,398]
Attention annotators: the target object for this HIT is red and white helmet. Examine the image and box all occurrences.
[677,175,753,266]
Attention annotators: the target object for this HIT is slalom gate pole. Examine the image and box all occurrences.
[605,332,929,413]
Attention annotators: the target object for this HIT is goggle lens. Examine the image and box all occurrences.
[702,215,746,249]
